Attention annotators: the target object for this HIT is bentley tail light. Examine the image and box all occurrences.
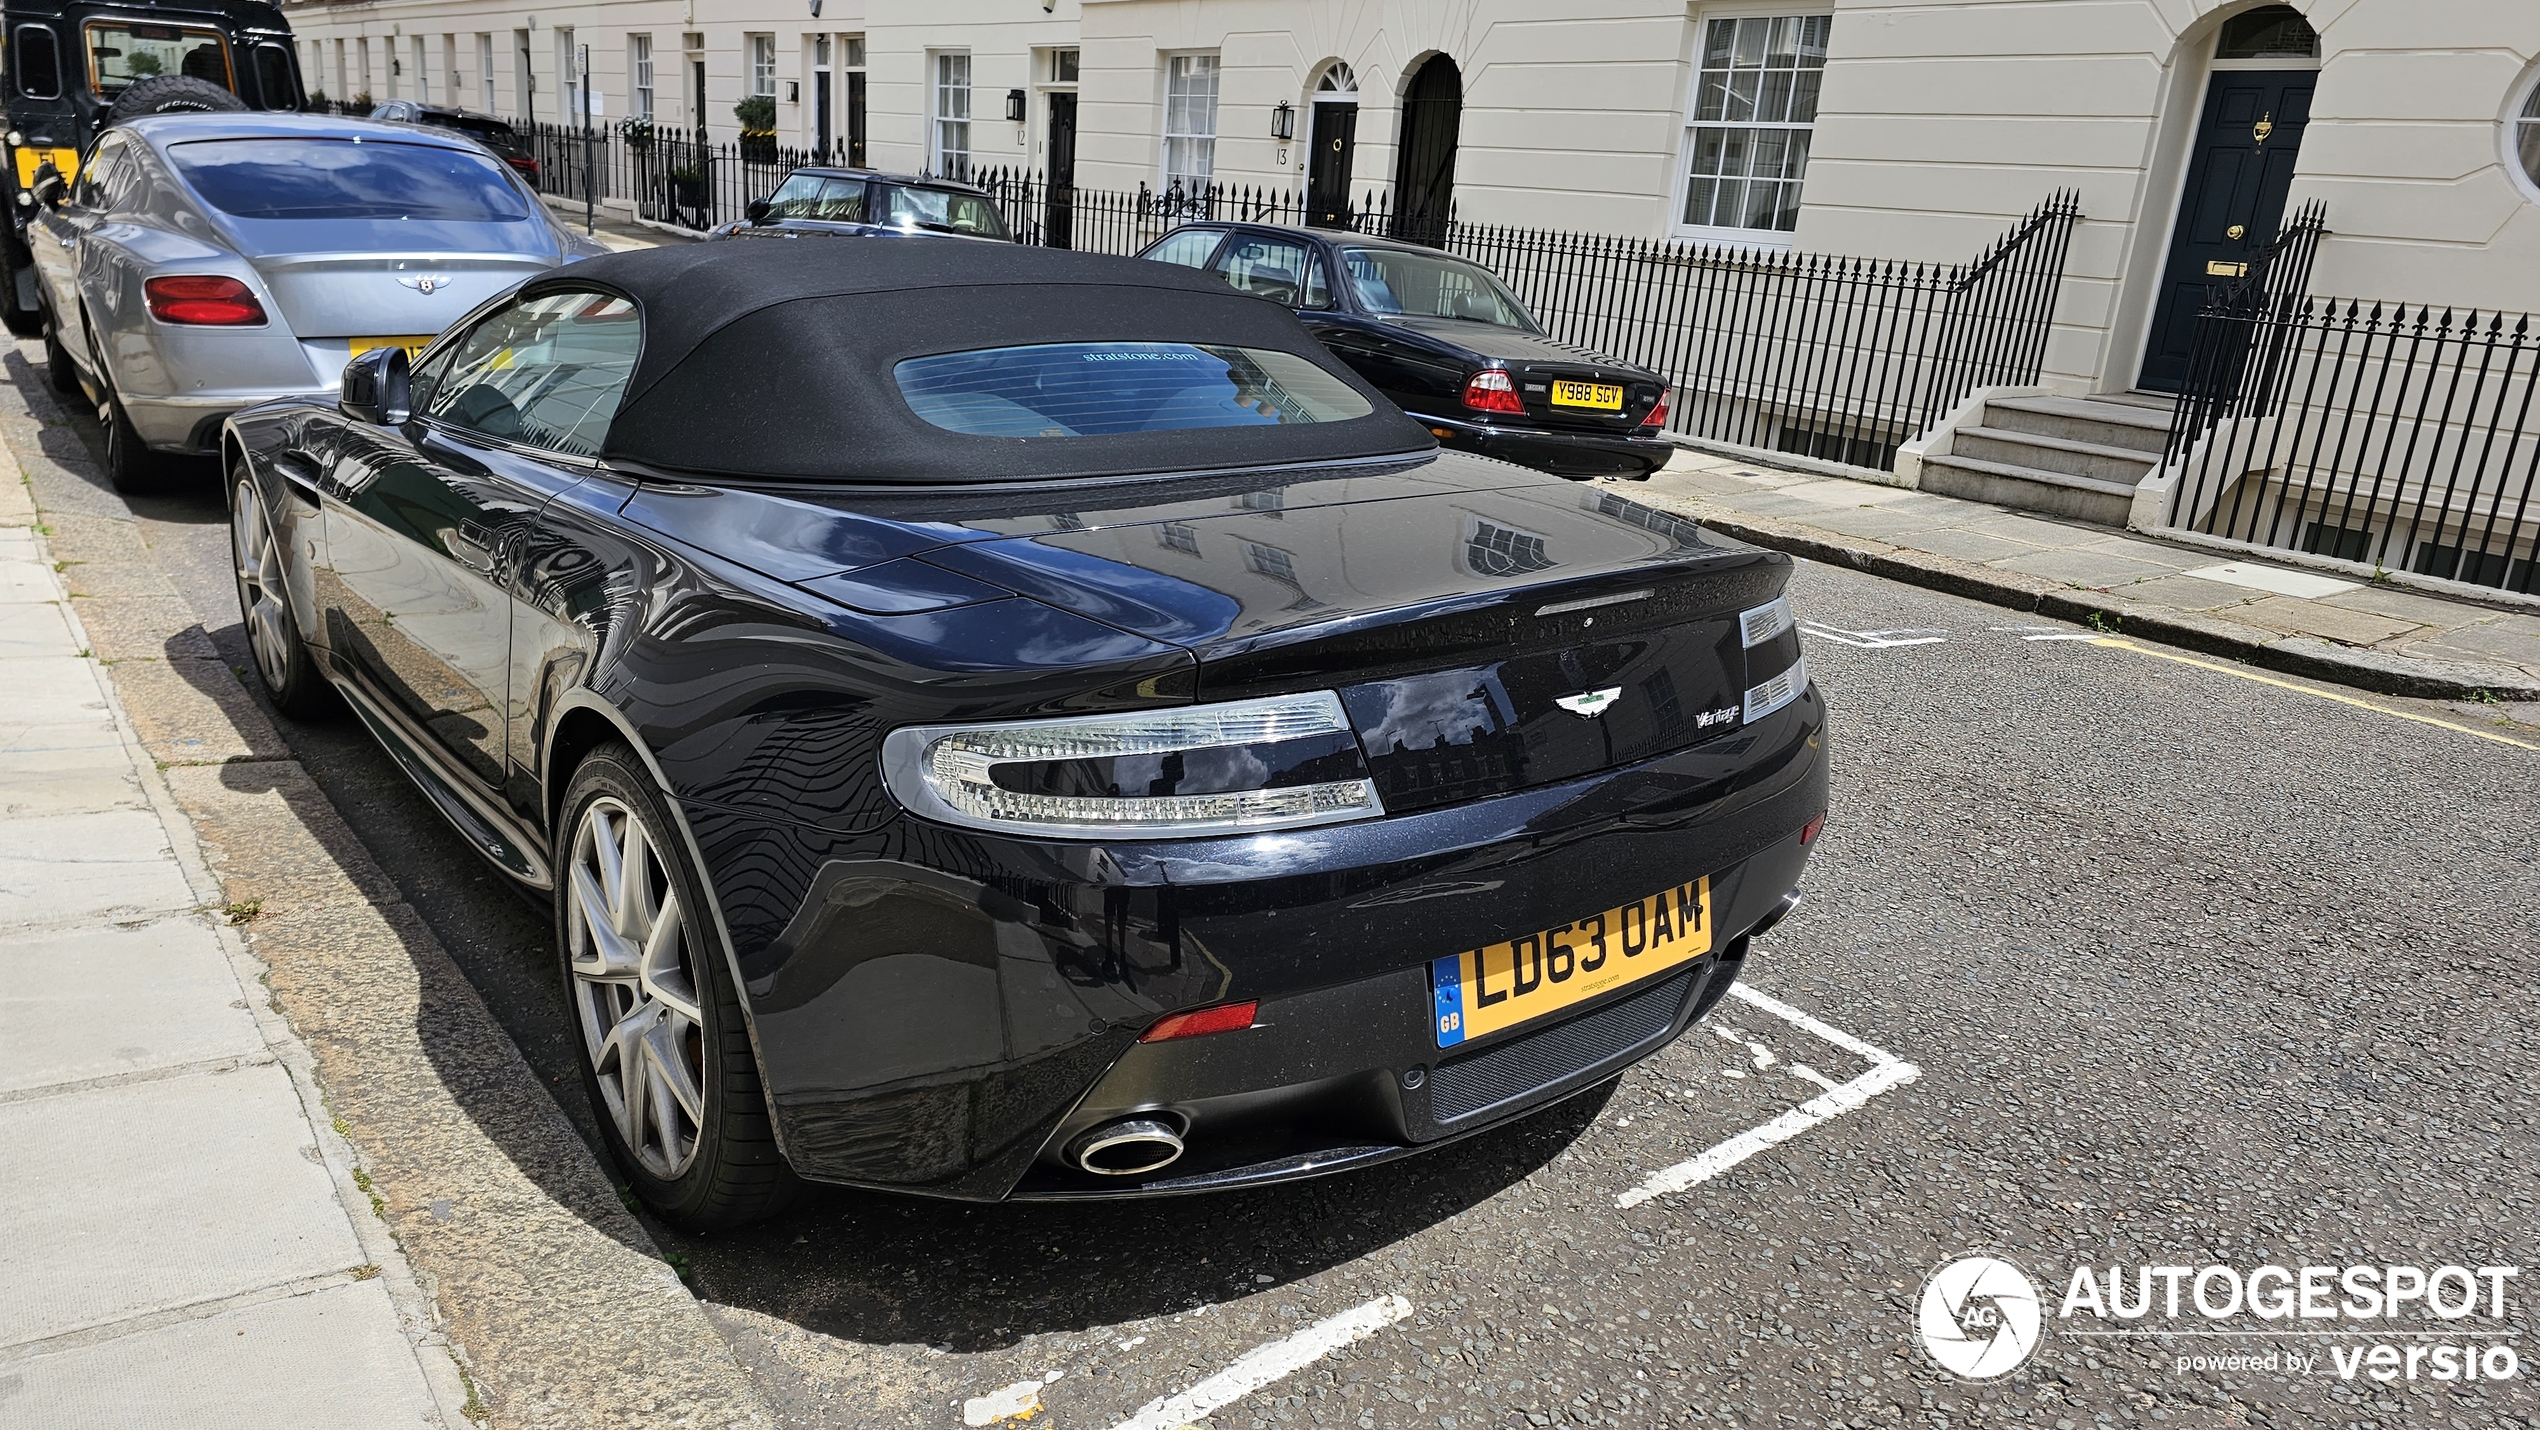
[144,275,265,326]
[1460,368,1526,416]
[880,691,1383,839]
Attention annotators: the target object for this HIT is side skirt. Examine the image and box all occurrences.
[331,674,554,889]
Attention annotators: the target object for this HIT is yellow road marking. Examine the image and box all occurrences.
[2089,637,2537,751]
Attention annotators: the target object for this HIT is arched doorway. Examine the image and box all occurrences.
[1393,54,1462,246]
[1305,62,1358,229]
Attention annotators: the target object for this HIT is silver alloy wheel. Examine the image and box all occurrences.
[567,795,708,1179]
[231,480,293,694]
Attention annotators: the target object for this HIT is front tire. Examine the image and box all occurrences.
[228,467,334,718]
[557,744,793,1229]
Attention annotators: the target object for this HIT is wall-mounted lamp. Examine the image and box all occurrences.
[807,0,822,16]
[1005,88,1028,123]
[1270,100,1296,142]
[786,79,801,103]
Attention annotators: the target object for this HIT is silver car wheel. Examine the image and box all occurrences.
[567,795,708,1179]
[230,480,293,694]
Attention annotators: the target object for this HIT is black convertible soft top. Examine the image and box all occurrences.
[537,240,1431,484]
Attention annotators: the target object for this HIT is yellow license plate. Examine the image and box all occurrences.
[1430,877,1713,1048]
[1550,380,1624,411]
[349,335,436,361]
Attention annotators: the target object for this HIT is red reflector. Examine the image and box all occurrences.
[144,275,265,326]
[1460,368,1526,416]
[1139,1001,1258,1043]
[1639,386,1671,429]
[1799,813,1825,845]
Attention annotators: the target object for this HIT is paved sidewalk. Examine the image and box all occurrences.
[1629,447,2540,702]
[0,481,469,1421]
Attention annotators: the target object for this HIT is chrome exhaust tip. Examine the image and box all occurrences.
[1066,1117,1186,1176]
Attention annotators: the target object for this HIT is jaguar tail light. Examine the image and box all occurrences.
[1460,368,1526,416]
[1639,386,1671,429]
[144,275,265,326]
[880,691,1384,839]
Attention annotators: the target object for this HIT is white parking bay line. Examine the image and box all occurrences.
[1617,985,1920,1209]
[1106,1295,1415,1430]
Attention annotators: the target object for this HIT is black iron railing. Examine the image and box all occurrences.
[2163,201,2330,456]
[2162,298,2540,594]
[485,122,2079,473]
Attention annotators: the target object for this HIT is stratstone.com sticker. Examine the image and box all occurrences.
[1917,1256,2523,1386]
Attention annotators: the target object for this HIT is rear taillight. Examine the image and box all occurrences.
[143,275,265,326]
[510,156,541,178]
[1639,386,1671,429]
[1799,813,1825,845]
[1140,1001,1259,1043]
[1460,368,1526,416]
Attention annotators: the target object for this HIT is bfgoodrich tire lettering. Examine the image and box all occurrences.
[557,742,793,1229]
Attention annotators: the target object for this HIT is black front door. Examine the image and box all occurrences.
[2138,70,2313,391]
[1393,55,1463,246]
[1046,91,1078,249]
[814,71,832,159]
[847,71,868,167]
[1306,102,1357,229]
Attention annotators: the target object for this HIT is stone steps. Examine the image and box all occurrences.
[1916,451,2141,527]
[1984,394,2172,454]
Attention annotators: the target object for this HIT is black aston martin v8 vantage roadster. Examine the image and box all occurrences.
[223,240,1825,1228]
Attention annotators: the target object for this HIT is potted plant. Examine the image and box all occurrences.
[733,95,777,160]
[622,118,656,153]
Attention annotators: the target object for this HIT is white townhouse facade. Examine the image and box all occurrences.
[276,0,2540,400]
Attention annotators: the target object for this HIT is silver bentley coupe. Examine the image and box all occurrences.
[29,110,603,489]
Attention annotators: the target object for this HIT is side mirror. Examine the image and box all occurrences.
[340,345,412,425]
[745,197,772,224]
[30,162,66,209]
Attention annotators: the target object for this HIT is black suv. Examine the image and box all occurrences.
[2,0,305,334]
[1140,223,1673,480]
[367,100,538,182]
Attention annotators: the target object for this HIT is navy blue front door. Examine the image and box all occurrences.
[2138,71,2313,391]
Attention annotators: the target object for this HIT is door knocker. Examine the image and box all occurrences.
[2226,224,2245,240]
[2253,113,2274,144]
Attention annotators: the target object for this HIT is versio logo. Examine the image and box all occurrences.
[1919,1256,2043,1379]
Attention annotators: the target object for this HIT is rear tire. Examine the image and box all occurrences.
[42,314,80,395]
[557,744,796,1230]
[228,465,335,719]
[87,323,169,494]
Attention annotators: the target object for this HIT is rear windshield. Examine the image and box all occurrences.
[169,139,530,222]
[85,21,230,97]
[876,184,1010,240]
[896,342,1373,438]
[1343,247,1539,332]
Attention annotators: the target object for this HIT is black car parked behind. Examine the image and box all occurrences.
[367,100,540,182]
[1141,222,1674,480]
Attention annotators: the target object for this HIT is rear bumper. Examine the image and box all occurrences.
[683,682,1829,1202]
[1413,412,1673,479]
[127,390,327,453]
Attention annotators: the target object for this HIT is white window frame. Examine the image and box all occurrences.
[749,34,777,99]
[1161,52,1220,194]
[476,34,493,103]
[2509,64,2540,206]
[632,34,654,121]
[930,50,972,178]
[1669,9,1832,250]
